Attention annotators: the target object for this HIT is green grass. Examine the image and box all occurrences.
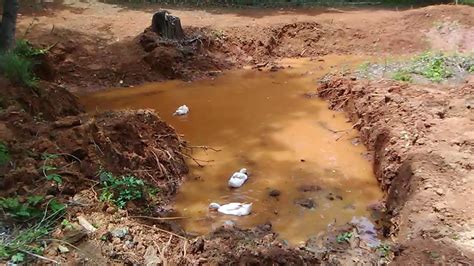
[0,39,48,88]
[0,142,10,166]
[0,197,66,262]
[392,70,412,82]
[0,53,38,88]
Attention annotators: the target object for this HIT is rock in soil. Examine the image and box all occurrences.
[295,198,316,209]
[268,189,281,197]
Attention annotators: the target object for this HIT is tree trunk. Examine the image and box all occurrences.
[151,10,185,40]
[0,0,19,52]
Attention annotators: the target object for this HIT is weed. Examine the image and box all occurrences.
[0,198,65,262]
[392,70,412,82]
[0,53,38,87]
[99,169,146,209]
[0,196,43,219]
[336,231,353,243]
[0,142,10,166]
[376,243,391,258]
[413,53,451,82]
[12,40,47,58]
[10,252,25,263]
[40,153,63,184]
[61,219,73,230]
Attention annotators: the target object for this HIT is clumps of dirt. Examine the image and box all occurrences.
[0,78,82,121]
[1,109,188,201]
[318,74,474,263]
[187,224,320,265]
[139,27,231,80]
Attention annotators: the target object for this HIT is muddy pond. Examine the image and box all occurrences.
[81,55,383,245]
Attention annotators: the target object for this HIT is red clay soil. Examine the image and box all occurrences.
[0,77,188,203]
[16,3,474,90]
[318,75,474,264]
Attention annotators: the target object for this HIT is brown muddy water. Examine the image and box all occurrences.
[81,55,383,245]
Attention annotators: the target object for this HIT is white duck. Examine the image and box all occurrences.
[173,105,189,116]
[209,202,252,216]
[228,168,248,188]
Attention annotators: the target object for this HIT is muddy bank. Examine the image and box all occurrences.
[17,3,474,90]
[318,75,474,263]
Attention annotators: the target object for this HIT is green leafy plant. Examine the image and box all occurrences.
[41,153,63,184]
[0,196,44,219]
[99,170,146,209]
[336,231,353,243]
[413,53,451,82]
[0,52,37,87]
[392,70,412,82]
[376,243,391,258]
[12,40,47,58]
[10,252,25,263]
[0,142,10,166]
[61,219,73,229]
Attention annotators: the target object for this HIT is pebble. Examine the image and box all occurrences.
[435,188,444,196]
[58,245,70,254]
[111,227,129,238]
[106,206,117,214]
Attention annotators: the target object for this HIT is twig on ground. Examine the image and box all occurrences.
[187,145,222,152]
[129,215,188,221]
[140,224,187,240]
[19,249,59,264]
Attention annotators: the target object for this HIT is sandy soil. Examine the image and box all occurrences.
[0,1,473,264]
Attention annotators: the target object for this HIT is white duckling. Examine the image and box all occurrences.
[209,202,252,216]
[228,168,248,188]
[173,105,189,116]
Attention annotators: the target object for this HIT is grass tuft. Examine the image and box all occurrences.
[0,53,38,88]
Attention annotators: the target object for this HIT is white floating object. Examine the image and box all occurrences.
[173,105,189,116]
[209,202,252,216]
[228,168,248,188]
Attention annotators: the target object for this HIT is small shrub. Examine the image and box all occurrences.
[336,231,353,243]
[12,40,47,58]
[40,153,63,184]
[0,196,43,219]
[376,244,391,258]
[413,53,451,82]
[99,170,146,209]
[0,53,37,87]
[0,142,10,166]
[392,70,412,82]
[336,232,352,243]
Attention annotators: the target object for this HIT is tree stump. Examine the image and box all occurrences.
[151,10,185,40]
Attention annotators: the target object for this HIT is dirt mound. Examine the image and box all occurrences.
[318,75,474,264]
[0,78,82,121]
[1,109,187,199]
[139,28,229,80]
